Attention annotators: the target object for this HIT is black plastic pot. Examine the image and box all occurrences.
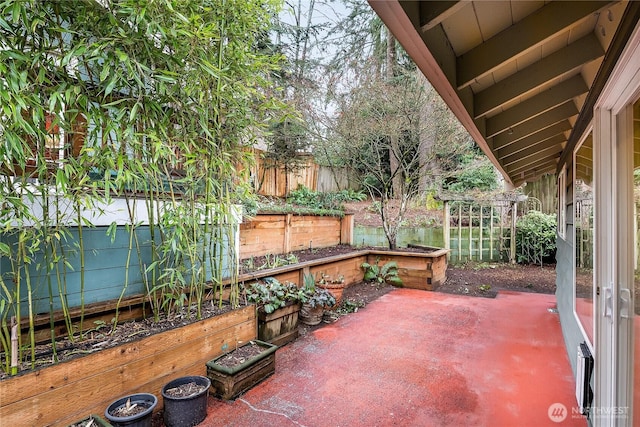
[104,393,157,427]
[161,375,211,427]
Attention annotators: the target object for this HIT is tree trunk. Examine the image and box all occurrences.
[417,71,439,193]
[386,30,402,198]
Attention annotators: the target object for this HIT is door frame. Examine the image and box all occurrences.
[592,21,640,427]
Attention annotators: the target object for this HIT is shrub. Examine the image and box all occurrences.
[515,211,557,265]
[287,185,366,211]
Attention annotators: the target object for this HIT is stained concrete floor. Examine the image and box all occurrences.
[201,289,586,427]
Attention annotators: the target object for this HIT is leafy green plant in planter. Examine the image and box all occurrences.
[243,277,303,314]
[361,258,404,286]
[299,273,337,326]
[243,277,306,345]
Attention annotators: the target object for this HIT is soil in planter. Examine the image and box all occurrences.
[163,381,207,398]
[110,398,151,417]
[214,342,265,368]
[0,301,238,380]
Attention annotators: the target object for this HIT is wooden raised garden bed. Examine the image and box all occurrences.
[234,247,448,292]
[0,305,256,427]
[367,247,449,291]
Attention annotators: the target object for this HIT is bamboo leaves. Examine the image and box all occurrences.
[0,0,285,375]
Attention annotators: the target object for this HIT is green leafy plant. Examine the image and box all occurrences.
[243,278,303,314]
[515,211,557,265]
[287,185,366,211]
[361,259,403,286]
[335,299,365,315]
[478,284,491,292]
[0,0,284,375]
[300,273,336,309]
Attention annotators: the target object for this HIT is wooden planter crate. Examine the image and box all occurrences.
[258,302,301,346]
[0,305,256,427]
[206,340,277,400]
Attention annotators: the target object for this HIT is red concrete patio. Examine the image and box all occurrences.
[201,289,586,426]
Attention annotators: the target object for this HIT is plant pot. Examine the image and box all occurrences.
[258,301,301,346]
[104,393,157,427]
[161,375,211,427]
[299,303,323,326]
[67,414,112,427]
[206,340,278,400]
[317,282,345,308]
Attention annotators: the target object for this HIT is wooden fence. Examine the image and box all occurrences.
[250,149,358,197]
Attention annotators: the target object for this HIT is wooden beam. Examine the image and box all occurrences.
[486,74,587,138]
[507,157,558,176]
[558,1,640,174]
[419,1,467,32]
[514,164,558,186]
[500,135,566,166]
[474,34,604,118]
[492,102,578,149]
[497,123,570,158]
[457,1,611,89]
[501,143,564,169]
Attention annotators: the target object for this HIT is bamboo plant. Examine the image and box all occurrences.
[0,0,285,375]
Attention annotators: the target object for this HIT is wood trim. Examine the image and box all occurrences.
[558,1,640,174]
[456,1,611,89]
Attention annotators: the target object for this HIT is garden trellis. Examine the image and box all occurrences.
[442,194,530,263]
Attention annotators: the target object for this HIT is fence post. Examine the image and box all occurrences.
[479,206,484,261]
[443,201,450,260]
[510,201,517,264]
[284,213,292,253]
[340,214,354,245]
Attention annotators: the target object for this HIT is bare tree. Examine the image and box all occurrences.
[334,73,427,248]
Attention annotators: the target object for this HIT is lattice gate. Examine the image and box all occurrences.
[443,196,530,263]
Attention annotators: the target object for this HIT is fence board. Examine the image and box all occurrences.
[240,214,354,259]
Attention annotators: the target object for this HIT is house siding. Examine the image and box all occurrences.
[0,225,234,317]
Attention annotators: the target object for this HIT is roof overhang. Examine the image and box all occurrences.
[369,0,640,187]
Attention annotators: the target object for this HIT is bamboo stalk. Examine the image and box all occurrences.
[10,317,18,375]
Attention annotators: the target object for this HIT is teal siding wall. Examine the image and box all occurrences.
[0,225,233,317]
[556,232,581,376]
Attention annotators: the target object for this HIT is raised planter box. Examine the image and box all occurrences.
[368,248,449,291]
[206,340,278,400]
[0,305,256,427]
[258,302,301,346]
[233,247,448,292]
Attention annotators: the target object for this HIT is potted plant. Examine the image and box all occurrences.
[299,273,337,326]
[206,340,278,400]
[315,273,346,308]
[243,277,305,345]
[68,414,111,427]
[104,393,157,427]
[161,375,211,427]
